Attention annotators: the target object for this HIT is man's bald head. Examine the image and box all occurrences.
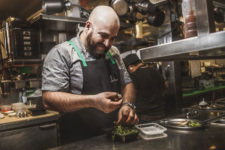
[88,6,120,28]
[80,6,120,59]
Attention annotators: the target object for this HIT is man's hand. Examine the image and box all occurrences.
[116,105,139,126]
[94,92,123,113]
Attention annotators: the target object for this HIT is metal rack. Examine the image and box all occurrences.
[137,0,225,62]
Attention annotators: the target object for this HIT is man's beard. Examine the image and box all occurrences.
[86,32,111,59]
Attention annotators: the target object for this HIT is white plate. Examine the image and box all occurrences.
[8,112,16,117]
[0,113,5,119]
[4,110,14,114]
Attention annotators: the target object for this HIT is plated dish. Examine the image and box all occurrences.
[159,118,204,130]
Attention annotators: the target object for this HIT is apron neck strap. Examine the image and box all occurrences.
[68,40,116,66]
[107,51,116,64]
[68,40,87,67]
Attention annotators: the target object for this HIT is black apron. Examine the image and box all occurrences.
[60,41,121,144]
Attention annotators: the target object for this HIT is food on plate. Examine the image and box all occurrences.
[188,120,202,127]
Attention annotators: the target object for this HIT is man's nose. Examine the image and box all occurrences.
[104,39,111,47]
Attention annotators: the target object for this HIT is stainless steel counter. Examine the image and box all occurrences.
[49,110,225,150]
[49,124,225,150]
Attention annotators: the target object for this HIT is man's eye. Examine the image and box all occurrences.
[100,34,108,39]
[111,37,116,41]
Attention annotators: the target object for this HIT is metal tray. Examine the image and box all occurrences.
[199,104,225,110]
[159,118,204,130]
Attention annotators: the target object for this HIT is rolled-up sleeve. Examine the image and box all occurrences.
[42,45,71,92]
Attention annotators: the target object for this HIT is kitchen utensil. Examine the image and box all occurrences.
[159,118,204,130]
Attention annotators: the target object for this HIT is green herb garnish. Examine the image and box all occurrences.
[188,120,202,127]
[111,121,138,141]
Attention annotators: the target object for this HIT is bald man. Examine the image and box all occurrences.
[42,6,138,144]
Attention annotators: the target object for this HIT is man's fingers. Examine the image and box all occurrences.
[116,106,130,125]
[116,105,139,126]
[106,92,122,101]
[125,110,135,124]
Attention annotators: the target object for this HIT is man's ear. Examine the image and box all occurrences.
[86,21,91,29]
[85,21,92,33]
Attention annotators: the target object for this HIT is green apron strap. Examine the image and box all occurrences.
[107,51,116,64]
[68,40,87,67]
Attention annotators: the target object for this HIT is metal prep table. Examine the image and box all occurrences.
[49,110,225,150]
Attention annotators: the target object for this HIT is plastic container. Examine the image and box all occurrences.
[181,0,198,38]
[11,103,25,111]
[0,105,12,112]
[135,123,167,135]
[139,132,168,140]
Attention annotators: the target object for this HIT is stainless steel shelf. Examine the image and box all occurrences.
[137,31,225,62]
[137,0,225,62]
[41,14,87,23]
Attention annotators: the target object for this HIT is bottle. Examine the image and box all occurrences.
[182,0,198,38]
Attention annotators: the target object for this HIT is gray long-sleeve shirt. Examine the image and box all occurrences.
[42,33,131,94]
